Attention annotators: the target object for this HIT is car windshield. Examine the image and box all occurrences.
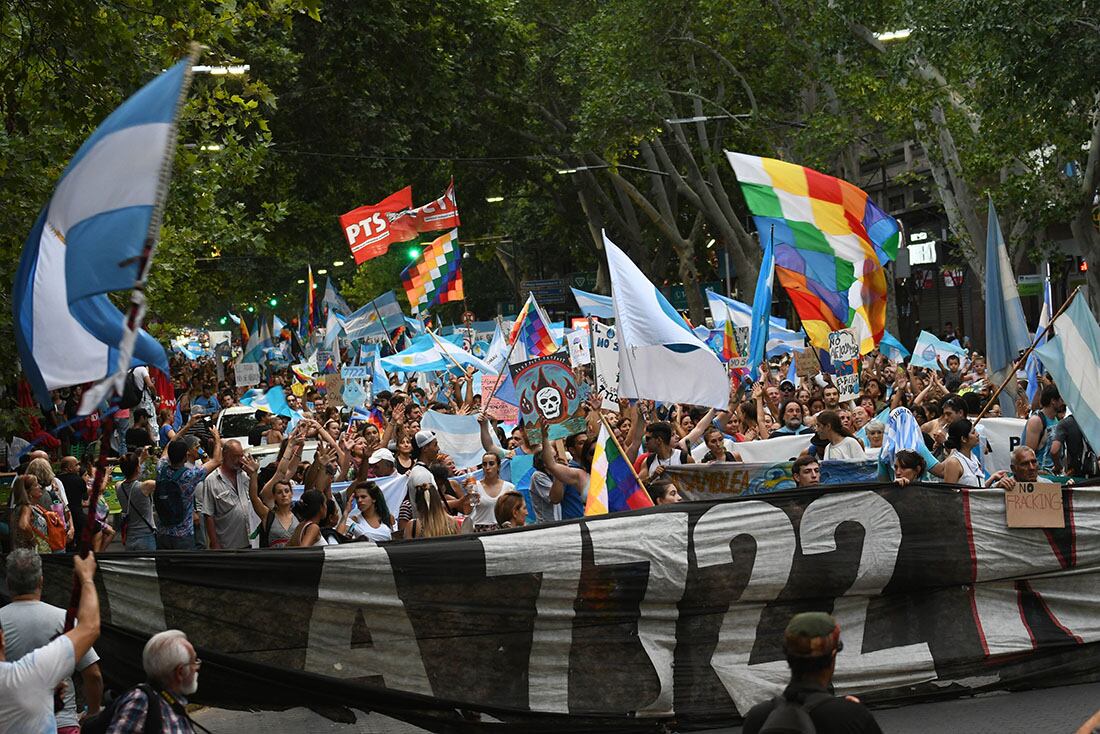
[220,411,259,438]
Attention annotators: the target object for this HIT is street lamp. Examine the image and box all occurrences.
[332,260,345,267]
[486,196,504,203]
[317,268,328,275]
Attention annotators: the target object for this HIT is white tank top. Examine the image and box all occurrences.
[469,480,515,526]
[949,449,982,487]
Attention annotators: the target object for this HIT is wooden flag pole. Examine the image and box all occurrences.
[973,286,1080,425]
[426,327,469,375]
[598,411,648,493]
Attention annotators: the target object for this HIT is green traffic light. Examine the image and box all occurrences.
[247,306,255,313]
[407,246,420,261]
[269,297,278,307]
[219,316,228,325]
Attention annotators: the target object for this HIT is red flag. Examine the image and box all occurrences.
[340,187,418,264]
[406,179,461,233]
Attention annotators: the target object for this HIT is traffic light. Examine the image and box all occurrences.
[407,245,420,261]
[269,297,278,307]
[247,306,255,313]
[1080,259,1089,272]
[219,316,227,325]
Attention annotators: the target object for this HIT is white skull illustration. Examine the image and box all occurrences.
[536,386,563,420]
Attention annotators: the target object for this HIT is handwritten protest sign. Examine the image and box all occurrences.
[591,320,620,411]
[1005,482,1065,528]
[795,348,819,379]
[827,329,860,402]
[510,352,585,443]
[481,375,519,422]
[728,326,751,369]
[567,330,591,367]
[235,362,260,388]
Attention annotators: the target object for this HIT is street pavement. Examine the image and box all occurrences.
[192,681,1100,732]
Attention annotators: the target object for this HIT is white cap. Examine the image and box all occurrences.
[414,430,437,449]
[368,448,395,465]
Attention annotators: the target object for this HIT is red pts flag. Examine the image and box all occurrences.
[407,179,461,233]
[340,187,418,264]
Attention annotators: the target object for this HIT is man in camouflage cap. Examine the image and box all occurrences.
[741,612,882,733]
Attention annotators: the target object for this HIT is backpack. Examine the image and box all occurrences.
[119,368,145,410]
[153,467,190,529]
[81,683,162,734]
[31,506,68,552]
[758,691,833,734]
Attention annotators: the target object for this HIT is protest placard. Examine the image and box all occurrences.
[795,348,819,379]
[728,326,750,369]
[342,380,368,408]
[827,329,860,402]
[510,352,585,443]
[567,330,591,367]
[591,320,620,411]
[1005,482,1065,528]
[481,375,519,422]
[235,362,260,387]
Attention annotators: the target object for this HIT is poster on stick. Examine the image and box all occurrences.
[827,328,860,402]
[235,362,260,388]
[509,352,585,443]
[591,320,620,411]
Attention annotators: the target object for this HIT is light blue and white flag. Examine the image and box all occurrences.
[570,287,615,320]
[370,343,390,395]
[706,289,803,356]
[13,57,195,409]
[421,410,501,471]
[604,232,728,409]
[380,333,495,374]
[748,233,776,377]
[878,330,910,362]
[323,309,345,349]
[483,320,510,373]
[910,330,968,369]
[240,385,299,419]
[1025,263,1053,403]
[241,318,273,365]
[272,314,286,334]
[343,291,405,341]
[322,276,351,317]
[1034,291,1100,445]
[984,199,1031,414]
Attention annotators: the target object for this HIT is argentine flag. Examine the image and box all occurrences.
[13,58,195,408]
[705,289,805,357]
[604,232,728,409]
[380,333,495,374]
[570,287,615,320]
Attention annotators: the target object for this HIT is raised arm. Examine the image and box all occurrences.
[201,425,222,474]
[478,413,508,459]
[65,553,101,663]
[539,431,587,487]
[678,408,715,454]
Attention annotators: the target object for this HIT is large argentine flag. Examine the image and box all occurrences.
[13,59,193,407]
[604,232,728,409]
[1034,292,1100,446]
[984,200,1031,414]
[380,333,495,374]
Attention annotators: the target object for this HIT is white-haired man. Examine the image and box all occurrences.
[105,630,201,733]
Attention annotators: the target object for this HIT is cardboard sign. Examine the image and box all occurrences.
[325,373,344,398]
[1005,482,1065,528]
[795,348,819,379]
[591,320,620,411]
[235,362,260,388]
[481,374,519,422]
[567,330,591,367]
[509,352,585,443]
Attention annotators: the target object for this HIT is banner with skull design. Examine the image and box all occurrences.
[510,352,586,443]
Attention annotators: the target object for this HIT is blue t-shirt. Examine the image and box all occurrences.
[193,395,220,414]
[158,424,173,448]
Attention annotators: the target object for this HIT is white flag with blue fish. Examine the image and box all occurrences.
[13,55,196,410]
[604,232,728,409]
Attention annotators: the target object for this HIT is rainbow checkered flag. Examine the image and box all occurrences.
[585,425,652,516]
[726,152,899,354]
[507,293,558,363]
[401,229,463,314]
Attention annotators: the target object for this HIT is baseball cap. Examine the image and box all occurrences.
[368,448,395,465]
[780,380,796,391]
[783,612,842,658]
[414,430,437,449]
[407,465,435,491]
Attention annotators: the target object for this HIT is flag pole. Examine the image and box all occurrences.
[372,300,399,354]
[598,411,647,493]
[426,327,468,375]
[974,286,1081,424]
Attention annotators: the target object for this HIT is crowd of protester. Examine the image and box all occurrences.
[3,327,1098,555]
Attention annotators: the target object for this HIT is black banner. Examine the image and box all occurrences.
[34,483,1100,731]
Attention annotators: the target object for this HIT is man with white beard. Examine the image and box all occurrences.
[104,630,202,732]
